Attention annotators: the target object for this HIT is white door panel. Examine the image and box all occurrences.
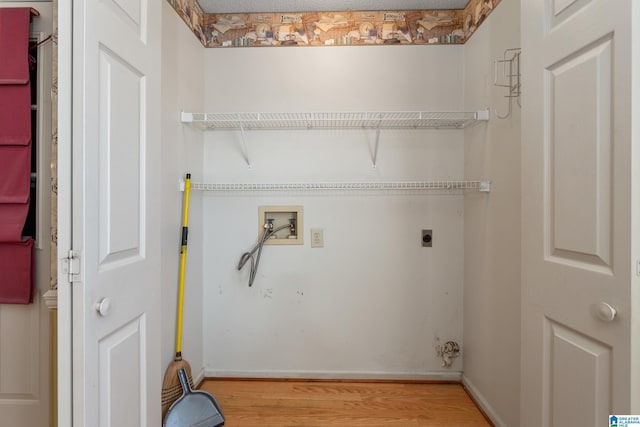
[549,0,592,29]
[97,47,143,267]
[546,320,612,426]
[98,316,146,427]
[522,0,633,425]
[71,0,161,424]
[548,37,612,267]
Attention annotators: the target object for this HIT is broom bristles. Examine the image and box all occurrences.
[161,355,194,420]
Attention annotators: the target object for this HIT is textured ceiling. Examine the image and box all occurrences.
[197,0,471,14]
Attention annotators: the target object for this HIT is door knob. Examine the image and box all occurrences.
[594,302,617,322]
[95,298,111,317]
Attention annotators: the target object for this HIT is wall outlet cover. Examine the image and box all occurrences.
[310,228,324,248]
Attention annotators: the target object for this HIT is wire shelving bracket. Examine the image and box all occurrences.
[494,48,521,119]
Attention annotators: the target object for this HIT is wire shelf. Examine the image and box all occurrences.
[182,110,489,131]
[188,180,491,193]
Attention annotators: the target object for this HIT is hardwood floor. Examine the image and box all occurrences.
[199,379,492,426]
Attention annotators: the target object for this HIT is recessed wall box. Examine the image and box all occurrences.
[258,206,304,245]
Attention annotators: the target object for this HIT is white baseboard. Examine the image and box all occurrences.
[462,374,507,427]
[203,369,462,382]
[193,367,206,387]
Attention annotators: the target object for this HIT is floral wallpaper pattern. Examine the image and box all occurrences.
[50,0,58,290]
[167,0,500,48]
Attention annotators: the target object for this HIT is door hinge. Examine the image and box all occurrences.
[61,250,81,283]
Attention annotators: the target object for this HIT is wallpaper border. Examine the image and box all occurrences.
[166,0,501,48]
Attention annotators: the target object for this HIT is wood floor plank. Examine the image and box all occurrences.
[199,380,492,426]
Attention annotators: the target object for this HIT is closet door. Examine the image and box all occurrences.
[521,0,635,425]
[66,0,162,425]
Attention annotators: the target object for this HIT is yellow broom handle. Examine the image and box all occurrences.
[176,174,191,355]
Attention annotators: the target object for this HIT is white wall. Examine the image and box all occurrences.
[200,46,468,378]
[160,2,206,381]
[462,0,521,426]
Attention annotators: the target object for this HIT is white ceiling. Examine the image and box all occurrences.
[197,0,470,14]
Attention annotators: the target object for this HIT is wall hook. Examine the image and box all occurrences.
[494,48,521,119]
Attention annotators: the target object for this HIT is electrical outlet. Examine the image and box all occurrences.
[310,228,324,248]
[422,229,433,247]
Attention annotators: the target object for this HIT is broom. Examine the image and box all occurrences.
[162,173,195,419]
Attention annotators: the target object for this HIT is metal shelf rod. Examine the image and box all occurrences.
[180,180,491,193]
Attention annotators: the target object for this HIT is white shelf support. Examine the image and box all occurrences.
[181,111,194,123]
[238,119,252,169]
[372,114,383,168]
[475,109,490,121]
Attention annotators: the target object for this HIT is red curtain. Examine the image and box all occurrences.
[0,8,30,84]
[0,7,34,304]
[0,240,34,304]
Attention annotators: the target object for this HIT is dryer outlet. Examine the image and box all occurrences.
[422,229,433,247]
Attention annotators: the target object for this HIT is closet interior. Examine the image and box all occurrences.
[159,0,521,425]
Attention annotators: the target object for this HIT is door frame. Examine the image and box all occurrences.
[632,0,640,408]
[57,0,73,425]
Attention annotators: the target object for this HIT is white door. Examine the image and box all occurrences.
[521,0,635,425]
[66,0,162,425]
